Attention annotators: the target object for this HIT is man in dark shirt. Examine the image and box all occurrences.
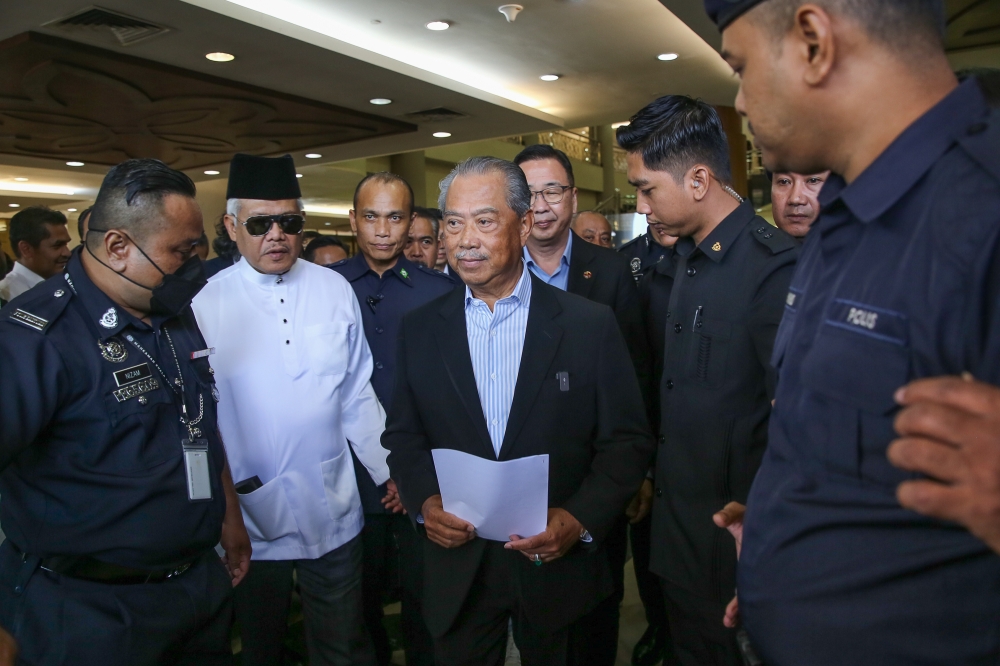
[620,95,797,666]
[0,158,250,665]
[769,171,828,240]
[706,0,1000,662]
[330,172,454,666]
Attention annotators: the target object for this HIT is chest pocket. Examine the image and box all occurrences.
[101,384,177,473]
[305,322,350,376]
[798,300,911,486]
[685,317,731,388]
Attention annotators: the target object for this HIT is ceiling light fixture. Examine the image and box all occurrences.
[305,153,322,159]
[14,177,27,182]
[657,53,679,61]
[498,4,523,22]
[296,174,303,178]
[206,52,235,62]
[426,21,451,31]
[540,74,560,82]
[432,132,452,138]
[0,183,77,196]
[611,121,630,129]
[325,222,332,226]
[369,98,392,105]
[66,161,85,167]
[68,208,77,212]
[9,204,20,208]
[204,170,220,175]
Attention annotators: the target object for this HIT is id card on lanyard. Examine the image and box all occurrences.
[183,438,213,501]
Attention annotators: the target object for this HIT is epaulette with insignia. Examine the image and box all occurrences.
[958,109,1000,186]
[3,280,73,334]
[750,219,797,255]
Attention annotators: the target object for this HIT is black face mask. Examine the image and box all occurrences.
[87,229,207,317]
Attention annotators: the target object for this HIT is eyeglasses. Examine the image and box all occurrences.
[238,214,305,237]
[529,185,573,205]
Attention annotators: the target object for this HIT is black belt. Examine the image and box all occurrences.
[11,544,197,585]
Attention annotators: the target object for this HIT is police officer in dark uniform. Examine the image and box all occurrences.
[619,227,673,283]
[705,0,1000,664]
[619,96,797,666]
[330,172,454,666]
[0,158,251,665]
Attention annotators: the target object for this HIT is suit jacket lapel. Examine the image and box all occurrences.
[567,231,596,300]
[436,289,496,460]
[498,277,563,460]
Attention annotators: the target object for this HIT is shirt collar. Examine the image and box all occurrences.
[338,253,416,287]
[820,79,989,223]
[10,261,44,286]
[65,250,145,338]
[673,200,755,264]
[238,255,301,286]
[523,230,573,273]
[465,261,532,310]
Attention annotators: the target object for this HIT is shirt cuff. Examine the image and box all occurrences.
[579,530,593,543]
[416,513,425,525]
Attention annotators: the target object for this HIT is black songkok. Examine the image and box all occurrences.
[225,153,302,200]
[703,0,769,30]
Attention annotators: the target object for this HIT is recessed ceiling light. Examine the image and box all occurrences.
[9,204,19,208]
[305,153,322,159]
[324,222,332,226]
[68,208,77,212]
[369,98,392,105]
[206,52,235,62]
[426,21,451,31]
[611,121,630,129]
[432,132,452,138]
[13,177,27,182]
[540,74,560,82]
[204,170,220,175]
[66,161,85,167]
[296,173,303,178]
[657,53,679,61]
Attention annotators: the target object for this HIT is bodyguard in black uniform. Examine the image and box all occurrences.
[0,158,250,664]
[330,172,454,666]
[706,0,1000,663]
[619,96,797,665]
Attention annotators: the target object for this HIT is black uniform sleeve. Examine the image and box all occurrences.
[748,257,797,400]
[561,308,656,543]
[0,328,70,470]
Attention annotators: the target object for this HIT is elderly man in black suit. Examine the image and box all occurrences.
[382,156,654,666]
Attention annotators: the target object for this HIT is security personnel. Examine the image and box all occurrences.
[619,96,797,665]
[330,171,454,666]
[705,0,1000,664]
[0,158,250,665]
[619,227,673,283]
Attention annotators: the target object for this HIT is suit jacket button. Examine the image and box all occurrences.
[665,379,674,390]
[655,487,663,498]
[674,323,682,333]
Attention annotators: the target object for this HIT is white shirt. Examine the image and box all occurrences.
[0,262,43,302]
[193,258,389,561]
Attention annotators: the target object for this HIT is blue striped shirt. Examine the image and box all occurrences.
[524,231,572,291]
[465,265,533,456]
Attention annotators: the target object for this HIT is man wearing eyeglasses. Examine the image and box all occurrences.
[192,153,394,666]
[514,145,651,666]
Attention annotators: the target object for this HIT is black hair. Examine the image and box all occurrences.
[9,207,67,258]
[412,206,443,236]
[617,95,732,184]
[211,213,240,261]
[353,172,414,213]
[513,144,575,188]
[76,206,93,241]
[302,235,348,263]
[196,232,209,248]
[87,158,197,250]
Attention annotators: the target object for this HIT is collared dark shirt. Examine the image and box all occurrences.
[329,253,454,511]
[619,230,670,283]
[639,200,797,600]
[0,251,226,569]
[740,80,1000,665]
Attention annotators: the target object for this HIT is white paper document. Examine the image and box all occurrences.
[431,449,549,542]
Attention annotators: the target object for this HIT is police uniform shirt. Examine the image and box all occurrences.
[0,250,226,569]
[619,230,670,283]
[739,79,1000,664]
[639,200,797,600]
[192,258,389,561]
[329,253,455,512]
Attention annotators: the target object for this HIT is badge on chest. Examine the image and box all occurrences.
[111,363,161,403]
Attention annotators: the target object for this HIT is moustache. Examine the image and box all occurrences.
[455,249,488,261]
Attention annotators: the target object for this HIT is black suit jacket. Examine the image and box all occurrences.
[382,274,654,636]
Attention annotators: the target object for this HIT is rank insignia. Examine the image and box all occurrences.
[98,338,129,363]
[400,269,409,279]
[712,242,722,252]
[9,309,49,332]
[99,308,118,329]
[630,258,641,273]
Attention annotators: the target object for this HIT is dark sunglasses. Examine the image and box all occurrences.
[238,214,305,237]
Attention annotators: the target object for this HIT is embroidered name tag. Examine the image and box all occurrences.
[113,377,160,403]
[10,309,49,332]
[113,363,151,387]
[825,299,908,345]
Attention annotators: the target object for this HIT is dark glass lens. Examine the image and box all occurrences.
[244,214,305,236]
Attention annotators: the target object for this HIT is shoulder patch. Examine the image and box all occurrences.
[957,109,1000,186]
[750,219,798,255]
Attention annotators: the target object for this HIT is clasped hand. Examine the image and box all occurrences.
[505,508,584,564]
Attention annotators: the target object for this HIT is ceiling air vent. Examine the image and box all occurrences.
[404,107,469,124]
[44,7,170,46]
